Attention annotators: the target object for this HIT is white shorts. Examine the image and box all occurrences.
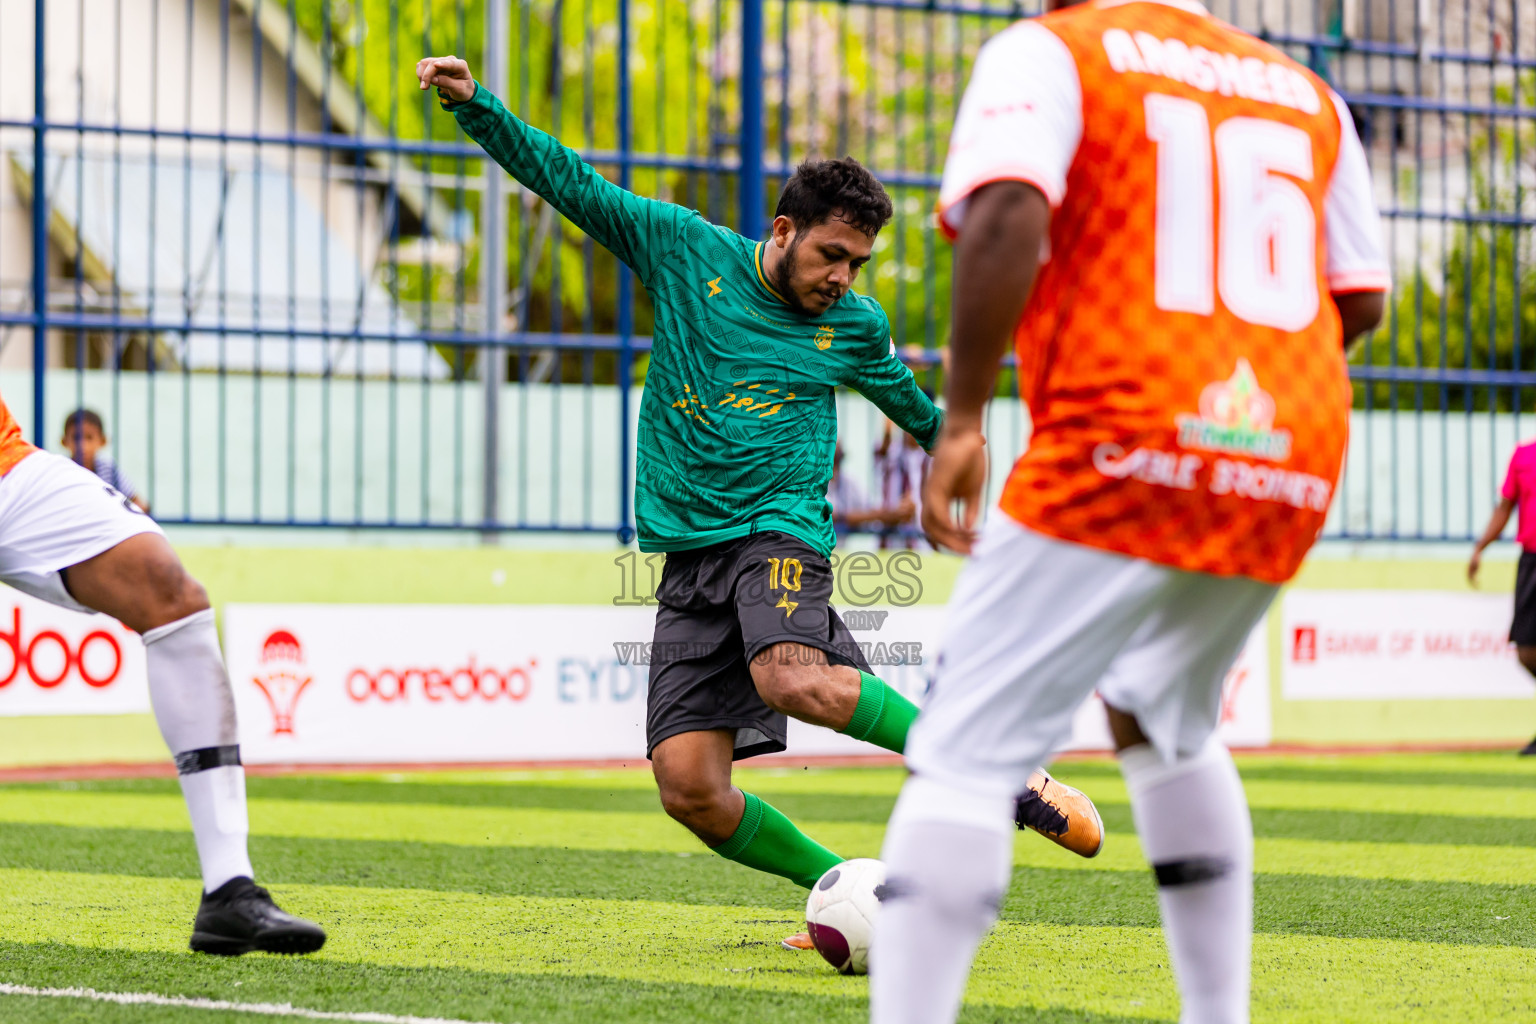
[0,450,164,614]
[906,514,1277,797]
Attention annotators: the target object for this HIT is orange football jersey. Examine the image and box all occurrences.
[939,0,1390,583]
[0,397,36,476]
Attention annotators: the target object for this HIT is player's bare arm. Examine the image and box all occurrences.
[923,180,1049,554]
[1335,290,1386,350]
[1469,496,1516,586]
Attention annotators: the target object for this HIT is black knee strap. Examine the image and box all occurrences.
[1152,856,1232,888]
[174,745,242,776]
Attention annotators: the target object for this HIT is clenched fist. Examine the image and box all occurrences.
[415,56,476,104]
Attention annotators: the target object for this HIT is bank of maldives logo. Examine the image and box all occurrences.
[252,629,312,736]
[1175,358,1292,461]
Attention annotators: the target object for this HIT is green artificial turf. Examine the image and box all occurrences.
[0,753,1530,1022]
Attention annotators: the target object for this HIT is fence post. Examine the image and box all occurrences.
[616,0,637,544]
[739,0,766,241]
[481,0,510,533]
[31,0,47,443]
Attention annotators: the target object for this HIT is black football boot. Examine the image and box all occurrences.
[190,877,327,955]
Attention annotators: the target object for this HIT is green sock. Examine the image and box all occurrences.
[712,791,843,890]
[839,671,921,754]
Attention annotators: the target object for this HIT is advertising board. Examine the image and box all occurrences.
[1281,589,1534,700]
[225,603,1271,763]
[0,587,148,716]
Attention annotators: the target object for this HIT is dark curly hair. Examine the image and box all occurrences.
[63,408,105,436]
[774,157,894,238]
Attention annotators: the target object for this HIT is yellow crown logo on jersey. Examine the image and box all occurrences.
[813,326,835,350]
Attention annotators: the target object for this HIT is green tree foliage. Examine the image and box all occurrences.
[289,1,1001,384]
[1352,77,1536,412]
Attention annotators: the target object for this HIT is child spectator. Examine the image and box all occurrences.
[62,409,150,513]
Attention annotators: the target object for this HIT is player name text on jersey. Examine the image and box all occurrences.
[1101,29,1322,114]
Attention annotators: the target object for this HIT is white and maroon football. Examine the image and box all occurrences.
[805,858,887,975]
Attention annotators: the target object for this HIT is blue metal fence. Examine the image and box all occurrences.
[0,0,1531,541]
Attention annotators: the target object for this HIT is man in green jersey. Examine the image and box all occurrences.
[417,56,1104,943]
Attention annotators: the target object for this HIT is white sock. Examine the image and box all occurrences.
[143,609,254,893]
[177,764,253,893]
[870,776,1015,1024]
[1120,741,1253,1024]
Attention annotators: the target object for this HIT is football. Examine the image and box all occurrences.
[805,858,887,975]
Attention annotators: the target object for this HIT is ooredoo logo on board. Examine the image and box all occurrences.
[0,605,122,689]
[345,657,536,704]
[0,589,149,715]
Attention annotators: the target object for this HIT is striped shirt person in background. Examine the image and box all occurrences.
[874,402,935,551]
[62,409,150,514]
[829,441,918,543]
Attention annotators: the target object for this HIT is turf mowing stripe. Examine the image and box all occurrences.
[0,779,906,825]
[11,761,1534,825]
[0,823,1528,948]
[0,793,699,854]
[12,768,1535,828]
[4,787,1535,865]
[0,867,1170,1011]
[0,942,1168,1024]
[8,812,1536,889]
[2,754,1526,804]
[0,870,1532,1021]
[4,787,1535,878]
[0,983,504,1024]
[1241,778,1536,817]
[0,778,908,817]
[1214,765,1536,791]
[1057,751,1536,778]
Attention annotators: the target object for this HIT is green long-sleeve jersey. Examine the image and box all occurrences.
[448,84,942,557]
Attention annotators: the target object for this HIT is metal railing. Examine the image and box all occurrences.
[1,0,1531,541]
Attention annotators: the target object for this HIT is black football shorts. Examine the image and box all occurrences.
[645,531,871,761]
[1512,551,1536,646]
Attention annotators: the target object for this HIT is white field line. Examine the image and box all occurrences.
[0,983,510,1024]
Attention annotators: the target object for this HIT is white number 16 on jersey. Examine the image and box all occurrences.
[1145,93,1320,332]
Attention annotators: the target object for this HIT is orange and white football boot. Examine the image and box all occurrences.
[1015,769,1105,858]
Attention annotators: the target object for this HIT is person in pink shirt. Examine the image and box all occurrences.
[1469,439,1536,755]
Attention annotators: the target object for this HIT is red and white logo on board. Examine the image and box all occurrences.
[0,605,123,690]
[1291,626,1318,664]
[251,629,312,736]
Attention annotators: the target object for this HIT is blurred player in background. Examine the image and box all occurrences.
[418,54,1104,947]
[871,2,1388,1021]
[1468,440,1536,756]
[62,408,149,513]
[874,405,934,551]
[829,441,916,542]
[0,401,323,954]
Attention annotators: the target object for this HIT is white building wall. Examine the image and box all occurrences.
[0,0,390,371]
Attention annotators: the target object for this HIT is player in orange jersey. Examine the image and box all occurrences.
[869,3,1387,1022]
[0,403,324,955]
